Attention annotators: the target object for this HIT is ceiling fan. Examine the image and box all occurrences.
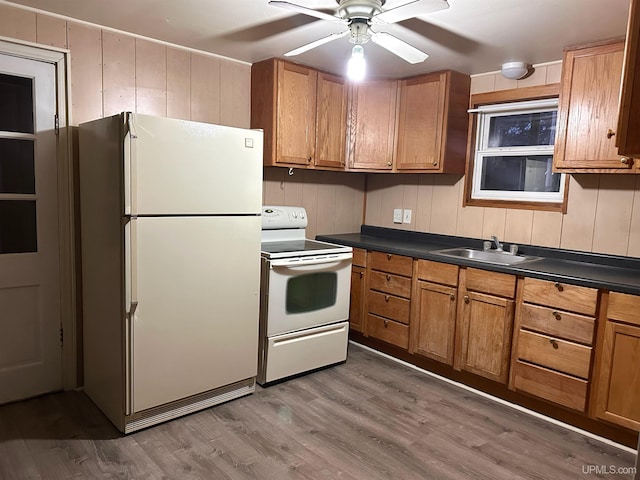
[268,0,450,64]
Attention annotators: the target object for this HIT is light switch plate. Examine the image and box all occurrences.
[393,208,402,223]
[403,209,412,224]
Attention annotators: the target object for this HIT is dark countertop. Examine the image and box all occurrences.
[317,226,640,296]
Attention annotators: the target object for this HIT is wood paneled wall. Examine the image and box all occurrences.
[364,62,640,259]
[0,3,250,128]
[263,168,366,239]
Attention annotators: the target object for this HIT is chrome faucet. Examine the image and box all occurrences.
[491,235,503,252]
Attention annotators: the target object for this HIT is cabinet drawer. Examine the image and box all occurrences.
[369,270,412,297]
[465,268,516,298]
[416,259,458,286]
[368,290,410,324]
[512,360,587,412]
[517,330,592,379]
[607,292,640,326]
[367,314,409,349]
[522,278,598,316]
[520,303,595,345]
[352,248,367,268]
[369,251,413,277]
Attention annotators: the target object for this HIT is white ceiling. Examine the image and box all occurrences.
[6,0,631,78]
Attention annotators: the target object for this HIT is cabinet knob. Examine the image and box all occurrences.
[307,156,312,163]
[606,129,616,139]
[384,295,390,302]
[450,294,455,301]
[383,320,389,328]
[620,156,631,165]
[386,253,392,260]
[552,311,562,321]
[464,295,470,304]
[386,274,391,281]
[554,282,564,292]
[359,271,364,278]
[549,339,559,349]
[387,161,392,166]
[432,161,438,166]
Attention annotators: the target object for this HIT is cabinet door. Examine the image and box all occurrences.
[554,42,633,170]
[617,0,640,157]
[411,281,457,365]
[593,321,640,431]
[276,61,317,166]
[315,72,348,169]
[395,73,445,171]
[455,291,514,384]
[349,266,366,333]
[348,80,397,170]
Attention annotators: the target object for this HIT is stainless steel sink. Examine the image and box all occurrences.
[432,247,543,266]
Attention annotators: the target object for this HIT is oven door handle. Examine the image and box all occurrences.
[269,253,352,268]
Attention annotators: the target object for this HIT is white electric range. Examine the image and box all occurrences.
[258,206,353,385]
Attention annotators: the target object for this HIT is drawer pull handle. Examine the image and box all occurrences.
[464,295,470,304]
[606,129,615,139]
[450,294,455,301]
[554,282,564,292]
[549,339,559,349]
[383,320,389,328]
[386,254,392,260]
[386,274,391,281]
[359,271,364,278]
[620,156,631,165]
[552,311,561,320]
[384,295,390,302]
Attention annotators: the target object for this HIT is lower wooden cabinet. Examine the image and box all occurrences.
[453,269,516,384]
[348,248,367,333]
[592,292,640,431]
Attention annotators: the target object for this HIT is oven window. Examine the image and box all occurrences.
[286,272,337,314]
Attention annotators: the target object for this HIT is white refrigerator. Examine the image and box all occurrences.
[79,113,263,433]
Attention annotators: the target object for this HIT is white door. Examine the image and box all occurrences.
[126,114,263,216]
[0,53,61,404]
[127,215,260,413]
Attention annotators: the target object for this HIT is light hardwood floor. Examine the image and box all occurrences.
[0,343,636,479]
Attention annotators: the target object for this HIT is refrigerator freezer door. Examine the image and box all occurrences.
[125,113,263,215]
[128,215,261,413]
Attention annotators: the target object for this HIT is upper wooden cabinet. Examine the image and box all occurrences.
[617,0,640,157]
[347,79,398,171]
[251,58,348,169]
[395,71,470,173]
[554,41,638,172]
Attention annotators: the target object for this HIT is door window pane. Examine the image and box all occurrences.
[0,200,37,253]
[0,138,35,194]
[480,155,561,192]
[286,272,337,314]
[0,73,34,134]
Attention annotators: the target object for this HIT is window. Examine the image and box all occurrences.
[464,86,568,212]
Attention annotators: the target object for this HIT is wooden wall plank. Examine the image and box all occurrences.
[591,175,635,255]
[504,209,534,245]
[67,23,103,125]
[135,39,166,117]
[0,4,36,42]
[430,175,461,235]
[560,175,600,252]
[190,53,220,124]
[531,211,563,248]
[166,48,190,120]
[220,60,250,128]
[628,177,640,258]
[102,31,135,117]
[36,14,67,48]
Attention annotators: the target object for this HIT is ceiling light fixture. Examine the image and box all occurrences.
[347,44,366,81]
[501,62,530,80]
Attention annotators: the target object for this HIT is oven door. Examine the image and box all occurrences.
[262,252,352,336]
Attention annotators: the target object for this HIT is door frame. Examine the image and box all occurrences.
[0,36,76,390]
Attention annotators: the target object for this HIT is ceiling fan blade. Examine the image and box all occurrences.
[268,1,342,23]
[370,31,428,63]
[284,30,350,57]
[373,0,449,24]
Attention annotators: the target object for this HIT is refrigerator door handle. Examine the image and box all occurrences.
[124,114,137,215]
[124,219,138,319]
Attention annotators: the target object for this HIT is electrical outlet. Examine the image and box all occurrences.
[403,209,412,224]
[393,208,402,224]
